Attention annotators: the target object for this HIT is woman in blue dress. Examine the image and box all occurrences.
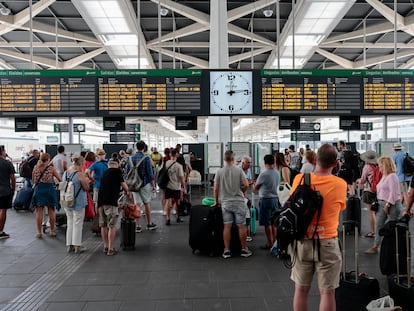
[31,153,61,238]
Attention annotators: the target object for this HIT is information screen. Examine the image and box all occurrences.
[98,70,203,116]
[0,71,96,116]
[260,70,361,115]
[363,71,414,113]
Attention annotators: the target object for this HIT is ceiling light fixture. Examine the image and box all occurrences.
[160,7,169,17]
[0,7,11,16]
[263,9,273,18]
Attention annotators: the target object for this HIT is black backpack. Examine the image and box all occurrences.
[341,150,359,171]
[19,157,33,177]
[403,153,414,176]
[157,161,176,190]
[275,173,323,268]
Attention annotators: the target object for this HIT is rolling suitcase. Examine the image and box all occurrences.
[380,220,407,276]
[13,186,34,211]
[336,221,380,311]
[120,218,136,250]
[387,220,414,310]
[189,205,223,256]
[343,196,361,234]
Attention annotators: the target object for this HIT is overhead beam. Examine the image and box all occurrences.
[229,47,273,64]
[228,24,274,46]
[320,42,414,49]
[147,23,209,46]
[148,46,209,68]
[0,0,56,35]
[399,57,414,69]
[315,48,355,69]
[0,41,102,48]
[354,49,414,68]
[149,0,209,25]
[160,42,268,48]
[365,0,405,28]
[0,58,16,70]
[62,48,105,69]
[227,0,277,22]
[323,21,393,44]
[0,49,56,68]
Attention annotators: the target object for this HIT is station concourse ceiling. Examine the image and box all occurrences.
[0,0,412,140]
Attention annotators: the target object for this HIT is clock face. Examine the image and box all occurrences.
[210,71,253,115]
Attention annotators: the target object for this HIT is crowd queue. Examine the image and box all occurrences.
[0,140,412,311]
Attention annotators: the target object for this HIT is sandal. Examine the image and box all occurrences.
[50,231,57,237]
[365,232,375,238]
[103,247,108,253]
[35,233,43,239]
[107,248,118,256]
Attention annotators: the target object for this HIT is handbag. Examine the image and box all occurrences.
[371,198,379,212]
[119,193,141,219]
[277,183,291,207]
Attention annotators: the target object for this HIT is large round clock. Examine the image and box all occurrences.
[210,71,253,115]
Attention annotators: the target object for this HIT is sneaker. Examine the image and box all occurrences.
[147,223,158,230]
[222,250,231,259]
[172,209,177,215]
[176,217,183,223]
[162,210,167,216]
[246,236,253,242]
[240,248,253,258]
[135,226,142,233]
[165,219,171,226]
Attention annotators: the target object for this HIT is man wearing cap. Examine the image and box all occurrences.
[126,141,157,231]
[392,142,411,205]
[356,150,379,238]
[85,149,108,209]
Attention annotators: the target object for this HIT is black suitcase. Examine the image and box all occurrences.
[380,220,407,276]
[387,220,414,310]
[120,218,136,250]
[336,221,380,311]
[343,196,361,234]
[189,205,223,256]
[189,205,241,256]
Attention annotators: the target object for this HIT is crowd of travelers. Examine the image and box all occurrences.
[0,140,413,310]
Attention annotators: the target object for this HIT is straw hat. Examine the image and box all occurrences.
[360,150,378,164]
[392,142,404,150]
[96,149,106,156]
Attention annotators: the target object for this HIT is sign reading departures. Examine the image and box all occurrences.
[0,69,413,117]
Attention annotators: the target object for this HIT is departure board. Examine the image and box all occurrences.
[98,70,203,116]
[260,70,361,115]
[363,71,414,114]
[0,72,96,116]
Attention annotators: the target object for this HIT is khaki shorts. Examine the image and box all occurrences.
[290,238,342,290]
[99,205,118,228]
[132,183,152,205]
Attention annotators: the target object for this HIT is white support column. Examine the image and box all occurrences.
[208,0,231,146]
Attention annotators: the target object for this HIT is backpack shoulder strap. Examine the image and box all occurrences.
[304,173,310,186]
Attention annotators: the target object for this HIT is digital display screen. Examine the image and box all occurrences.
[15,117,37,132]
[98,70,203,116]
[0,70,413,118]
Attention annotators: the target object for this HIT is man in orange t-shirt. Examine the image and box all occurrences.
[290,143,347,311]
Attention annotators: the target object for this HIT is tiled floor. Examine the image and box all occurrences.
[0,188,412,311]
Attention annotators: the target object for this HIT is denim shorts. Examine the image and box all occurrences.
[221,201,247,225]
[259,197,278,227]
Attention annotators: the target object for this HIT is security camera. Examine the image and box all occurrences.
[263,9,273,18]
[0,7,10,16]
[160,7,169,17]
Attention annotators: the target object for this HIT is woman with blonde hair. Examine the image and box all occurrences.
[31,153,61,238]
[62,156,89,253]
[365,156,401,254]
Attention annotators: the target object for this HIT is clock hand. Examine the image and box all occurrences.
[231,89,249,94]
